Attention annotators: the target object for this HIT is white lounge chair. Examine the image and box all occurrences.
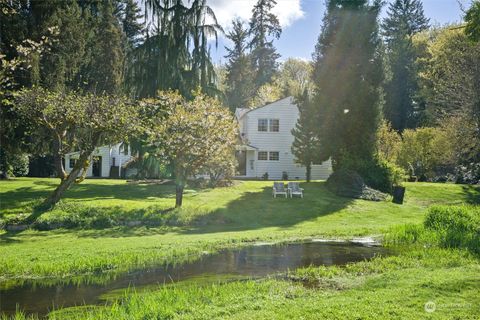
[287,182,304,198]
[272,182,288,198]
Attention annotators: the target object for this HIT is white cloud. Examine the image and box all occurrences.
[208,0,304,32]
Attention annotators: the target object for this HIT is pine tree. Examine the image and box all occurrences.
[248,0,282,88]
[382,0,429,131]
[312,0,383,185]
[84,0,125,94]
[40,1,88,90]
[122,0,144,47]
[291,90,319,182]
[224,18,256,110]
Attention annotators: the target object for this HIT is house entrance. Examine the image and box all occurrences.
[235,151,246,176]
[92,157,102,177]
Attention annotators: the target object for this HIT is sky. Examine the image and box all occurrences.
[208,0,472,64]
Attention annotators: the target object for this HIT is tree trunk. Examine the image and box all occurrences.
[53,133,67,180]
[306,163,311,183]
[175,183,184,208]
[42,149,93,208]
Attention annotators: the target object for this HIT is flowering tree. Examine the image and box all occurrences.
[150,91,237,207]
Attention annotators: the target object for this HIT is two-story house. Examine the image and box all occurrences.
[235,96,332,180]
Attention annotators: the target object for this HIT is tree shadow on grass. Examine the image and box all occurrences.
[461,185,480,204]
[176,182,355,235]
[0,182,178,213]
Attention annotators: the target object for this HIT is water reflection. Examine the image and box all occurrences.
[0,241,387,316]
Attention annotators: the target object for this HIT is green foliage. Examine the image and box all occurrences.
[128,0,222,98]
[14,88,139,206]
[396,127,447,180]
[277,58,313,97]
[248,0,282,88]
[312,0,383,177]
[224,18,256,110]
[149,91,238,207]
[291,91,320,182]
[465,1,480,42]
[381,0,429,130]
[375,119,402,163]
[425,205,480,254]
[386,205,480,254]
[83,0,125,94]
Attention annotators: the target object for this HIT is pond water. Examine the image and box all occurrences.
[0,241,388,317]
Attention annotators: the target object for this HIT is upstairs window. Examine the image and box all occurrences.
[258,151,268,160]
[269,119,279,132]
[269,151,279,161]
[258,119,268,132]
[69,158,76,168]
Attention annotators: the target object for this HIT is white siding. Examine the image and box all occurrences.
[239,97,332,180]
[64,143,133,178]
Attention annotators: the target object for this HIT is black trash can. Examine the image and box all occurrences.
[392,186,406,204]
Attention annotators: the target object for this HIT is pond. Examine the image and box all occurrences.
[0,240,388,317]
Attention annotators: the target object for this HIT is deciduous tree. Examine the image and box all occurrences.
[149,91,237,207]
[15,88,139,208]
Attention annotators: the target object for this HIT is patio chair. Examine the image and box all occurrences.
[287,182,304,198]
[272,182,288,198]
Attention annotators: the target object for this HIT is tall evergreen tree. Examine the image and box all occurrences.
[39,1,88,91]
[122,0,144,47]
[248,0,282,88]
[128,0,221,98]
[382,0,429,131]
[224,18,256,110]
[291,90,319,182]
[83,0,125,94]
[312,0,384,187]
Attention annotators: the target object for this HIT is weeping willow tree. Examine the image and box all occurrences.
[126,0,222,98]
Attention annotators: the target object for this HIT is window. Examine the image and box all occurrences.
[258,151,268,160]
[258,119,268,132]
[269,119,279,132]
[112,157,116,166]
[269,151,279,161]
[69,158,76,168]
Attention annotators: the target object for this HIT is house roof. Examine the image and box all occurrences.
[234,96,294,121]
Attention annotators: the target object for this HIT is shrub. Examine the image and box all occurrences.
[262,172,269,180]
[385,205,480,254]
[424,205,480,253]
[326,169,387,201]
[282,171,288,180]
[396,127,455,181]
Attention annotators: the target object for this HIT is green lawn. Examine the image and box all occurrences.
[1,178,479,319]
[0,178,477,281]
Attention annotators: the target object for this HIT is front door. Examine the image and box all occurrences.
[92,157,102,177]
[235,151,247,176]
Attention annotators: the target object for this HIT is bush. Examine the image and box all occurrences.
[0,151,29,177]
[282,171,288,180]
[326,169,387,201]
[361,159,405,193]
[424,205,480,254]
[385,205,480,254]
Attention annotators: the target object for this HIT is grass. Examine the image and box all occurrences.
[0,178,478,281]
[1,179,479,319]
[5,248,479,319]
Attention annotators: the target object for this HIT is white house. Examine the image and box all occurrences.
[235,96,332,180]
[64,143,134,178]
